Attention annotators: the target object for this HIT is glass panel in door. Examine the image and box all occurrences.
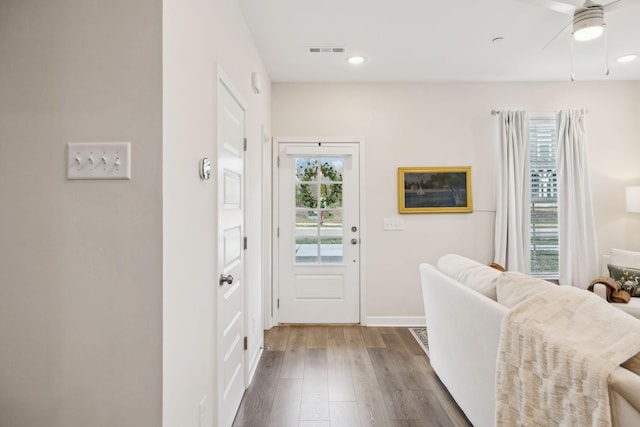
[294,157,344,264]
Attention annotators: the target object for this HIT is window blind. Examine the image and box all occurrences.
[529,114,558,276]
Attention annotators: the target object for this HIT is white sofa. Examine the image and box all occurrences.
[592,248,640,319]
[419,254,640,427]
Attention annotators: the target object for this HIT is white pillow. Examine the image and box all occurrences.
[610,248,640,269]
[496,271,556,309]
[437,254,500,300]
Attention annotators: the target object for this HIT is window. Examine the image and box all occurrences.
[529,114,558,277]
[294,157,344,264]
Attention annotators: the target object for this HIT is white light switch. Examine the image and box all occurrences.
[67,142,131,180]
[383,218,404,231]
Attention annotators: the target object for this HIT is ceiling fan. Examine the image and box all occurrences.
[520,0,639,48]
[518,0,639,79]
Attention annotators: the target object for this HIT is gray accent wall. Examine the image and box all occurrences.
[1,0,272,425]
[0,0,162,426]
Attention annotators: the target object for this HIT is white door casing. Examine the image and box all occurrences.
[277,142,361,324]
[261,127,274,330]
[217,70,246,427]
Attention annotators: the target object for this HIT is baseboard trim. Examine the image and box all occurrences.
[247,341,263,384]
[365,316,426,327]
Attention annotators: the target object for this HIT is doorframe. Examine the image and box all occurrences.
[270,137,367,325]
[261,126,274,330]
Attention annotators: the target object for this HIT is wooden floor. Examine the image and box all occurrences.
[232,326,471,427]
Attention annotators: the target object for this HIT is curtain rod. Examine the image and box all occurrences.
[491,109,589,116]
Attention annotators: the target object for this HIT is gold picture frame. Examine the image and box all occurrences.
[398,166,473,213]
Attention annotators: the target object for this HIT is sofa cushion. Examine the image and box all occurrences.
[496,271,556,309]
[437,254,500,300]
[622,353,640,376]
[608,264,640,298]
[610,248,640,269]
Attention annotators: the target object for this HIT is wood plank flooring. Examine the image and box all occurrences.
[232,326,471,427]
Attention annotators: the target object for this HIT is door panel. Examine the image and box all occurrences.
[278,143,360,324]
[223,226,242,267]
[293,274,345,299]
[217,74,245,427]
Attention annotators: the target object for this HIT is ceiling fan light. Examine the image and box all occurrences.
[573,24,603,41]
[572,10,604,42]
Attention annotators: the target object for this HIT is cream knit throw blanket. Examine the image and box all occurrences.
[496,286,640,427]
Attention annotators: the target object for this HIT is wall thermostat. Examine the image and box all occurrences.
[200,158,211,180]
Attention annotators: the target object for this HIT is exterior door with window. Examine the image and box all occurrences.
[277,142,360,323]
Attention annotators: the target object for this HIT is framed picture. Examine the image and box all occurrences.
[397,166,473,213]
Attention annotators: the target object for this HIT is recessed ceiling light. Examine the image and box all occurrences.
[617,54,638,63]
[347,56,365,65]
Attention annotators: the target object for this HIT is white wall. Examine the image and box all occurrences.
[272,81,640,320]
[163,0,270,425]
[0,1,163,426]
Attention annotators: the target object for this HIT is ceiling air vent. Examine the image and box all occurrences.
[308,47,345,54]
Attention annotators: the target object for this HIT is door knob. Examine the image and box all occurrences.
[219,274,233,286]
[351,238,359,245]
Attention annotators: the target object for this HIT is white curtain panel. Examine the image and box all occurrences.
[557,109,599,288]
[494,111,531,273]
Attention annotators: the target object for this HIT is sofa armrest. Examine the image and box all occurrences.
[592,283,609,301]
[609,367,640,426]
[610,366,640,411]
[419,263,508,427]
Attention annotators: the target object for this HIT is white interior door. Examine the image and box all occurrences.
[277,142,360,323]
[217,71,245,427]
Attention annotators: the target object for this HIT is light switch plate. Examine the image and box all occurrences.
[383,218,404,231]
[67,142,131,180]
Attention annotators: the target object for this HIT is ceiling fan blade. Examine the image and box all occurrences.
[543,20,573,49]
[515,0,578,15]
[603,0,640,12]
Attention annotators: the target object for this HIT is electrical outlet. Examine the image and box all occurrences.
[383,218,404,231]
[199,395,207,427]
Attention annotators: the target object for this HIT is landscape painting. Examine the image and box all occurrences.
[398,166,473,213]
